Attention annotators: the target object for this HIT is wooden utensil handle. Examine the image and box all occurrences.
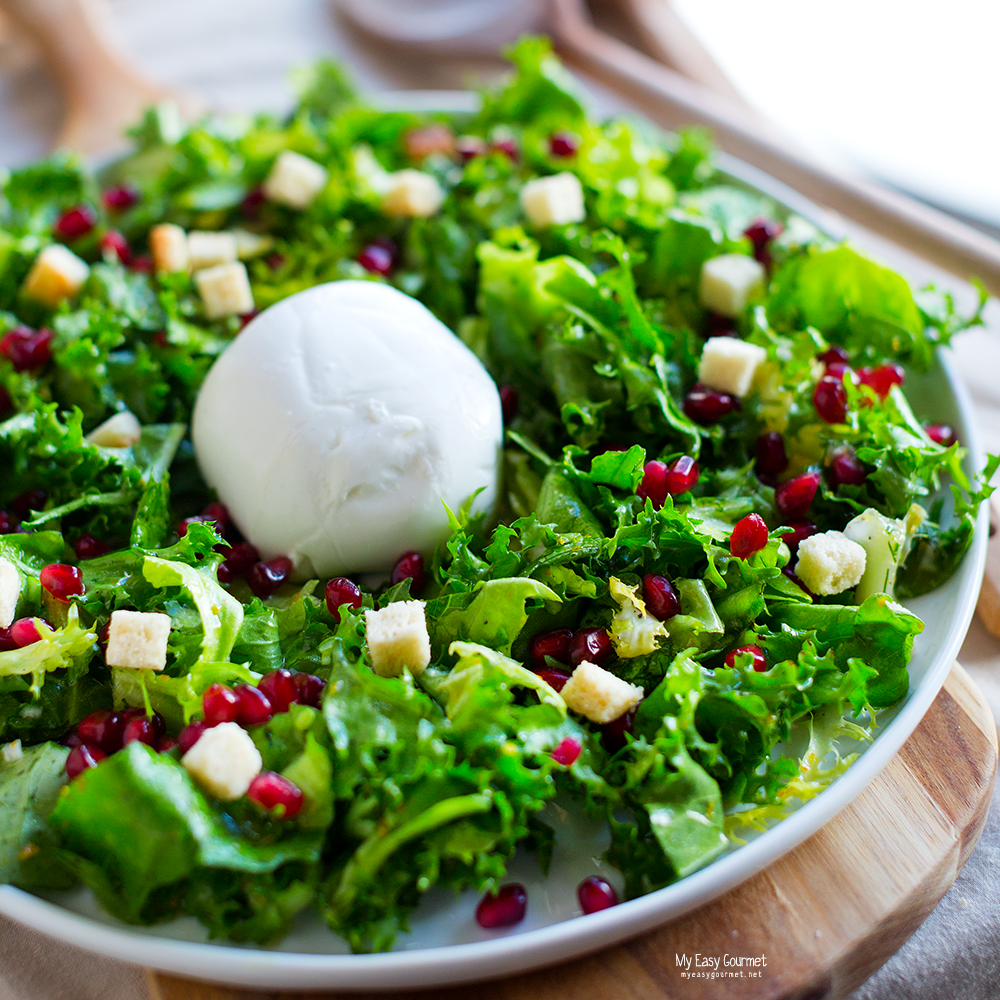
[550,0,1000,296]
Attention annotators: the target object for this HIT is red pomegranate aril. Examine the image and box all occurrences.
[824,360,852,380]
[100,230,131,264]
[1,326,54,371]
[293,672,325,708]
[476,883,527,929]
[102,184,139,211]
[54,204,96,240]
[857,363,904,399]
[813,375,848,424]
[684,384,739,424]
[129,254,153,273]
[258,669,298,714]
[743,217,783,256]
[325,577,363,622]
[755,432,788,477]
[529,628,573,668]
[248,771,305,818]
[775,470,821,519]
[240,186,266,219]
[601,709,635,753]
[538,668,571,692]
[10,617,47,646]
[490,136,519,161]
[178,721,207,754]
[77,710,124,754]
[578,875,619,914]
[636,460,668,509]
[704,311,736,337]
[927,423,957,447]
[239,310,258,329]
[642,574,680,621]
[724,644,768,672]
[0,512,16,535]
[11,488,46,519]
[74,533,109,560]
[221,541,259,574]
[157,735,178,753]
[568,627,612,667]
[122,715,156,746]
[391,550,425,594]
[664,455,700,495]
[247,556,293,598]
[63,732,84,747]
[551,736,582,766]
[782,518,817,556]
[202,683,240,726]
[234,683,273,726]
[39,563,85,601]
[404,123,455,160]
[828,447,868,488]
[177,514,210,538]
[65,743,105,779]
[265,251,286,271]
[456,135,486,162]
[549,131,580,157]
[499,384,519,425]
[201,502,229,534]
[730,513,769,559]
[818,345,849,366]
[0,627,17,651]
[216,562,237,584]
[357,243,394,275]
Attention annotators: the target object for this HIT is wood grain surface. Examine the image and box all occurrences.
[148,661,997,1000]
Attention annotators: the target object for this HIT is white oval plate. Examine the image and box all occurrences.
[0,92,990,992]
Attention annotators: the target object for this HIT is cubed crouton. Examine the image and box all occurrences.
[187,231,238,271]
[181,722,261,801]
[519,172,586,227]
[263,150,329,210]
[560,660,643,724]
[794,530,867,596]
[22,244,90,307]
[365,600,431,677]
[699,254,766,318]
[698,337,768,398]
[105,609,171,670]
[382,170,445,218]
[149,223,189,273]
[194,261,254,319]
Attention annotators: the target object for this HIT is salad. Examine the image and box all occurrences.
[0,39,995,954]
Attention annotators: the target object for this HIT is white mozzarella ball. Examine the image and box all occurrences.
[192,280,502,579]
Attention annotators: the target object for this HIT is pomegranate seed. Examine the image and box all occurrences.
[102,185,139,211]
[813,375,848,423]
[11,489,46,519]
[63,732,84,747]
[704,311,737,337]
[100,230,131,264]
[0,512,17,534]
[601,709,635,752]
[234,683,273,726]
[927,423,956,447]
[74,533,109,560]
[77,710,124,754]
[391,551,425,594]
[202,502,229,534]
[157,735,178,753]
[743,217,783,263]
[202,683,240,726]
[664,455,699,495]
[857,363,904,399]
[0,627,16,651]
[782,518,817,555]
[818,345,849,366]
[636,460,668,509]
[775,470,821,519]
[265,252,286,271]
[684,384,739,423]
[65,743,105,779]
[530,628,573,668]
[247,771,304,818]
[578,875,619,913]
[404,123,455,160]
[216,562,237,584]
[642,574,680,620]
[1,326,53,371]
[549,131,579,157]
[10,617,47,646]
[129,254,153,273]
[724,644,768,672]
[568,627,612,667]
[828,447,868,488]
[490,137,519,162]
[241,186,266,219]
[782,566,815,598]
[219,541,258,575]
[54,205,96,240]
[178,721,207,754]
[824,360,852,380]
[755,432,788,478]
[247,556,292,598]
[177,515,211,538]
[356,243,394,275]
[239,310,259,330]
[476,883,527,928]
[325,577,363,622]
[538,668,571,692]
[730,513,769,559]
[499,384,519,425]
[551,736,581,766]
[39,563,84,601]
[456,135,486,162]
[293,672,325,708]
[122,716,156,746]
[258,669,298,713]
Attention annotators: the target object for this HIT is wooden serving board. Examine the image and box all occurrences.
[147,661,997,1000]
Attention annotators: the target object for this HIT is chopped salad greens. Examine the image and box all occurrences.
[0,39,995,952]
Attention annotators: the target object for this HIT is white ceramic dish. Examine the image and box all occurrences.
[0,92,989,992]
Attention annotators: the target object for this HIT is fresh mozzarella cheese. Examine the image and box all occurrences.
[149,223,189,273]
[194,261,254,319]
[86,411,142,449]
[382,169,445,217]
[264,150,329,209]
[105,610,172,670]
[560,660,644,724]
[519,172,586,227]
[698,336,768,398]
[191,281,502,578]
[365,600,431,677]
[181,722,262,801]
[187,230,238,271]
[794,530,867,596]
[0,558,20,628]
[22,244,89,307]
[699,253,766,318]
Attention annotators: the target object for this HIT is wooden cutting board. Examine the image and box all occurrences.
[147,661,996,1000]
